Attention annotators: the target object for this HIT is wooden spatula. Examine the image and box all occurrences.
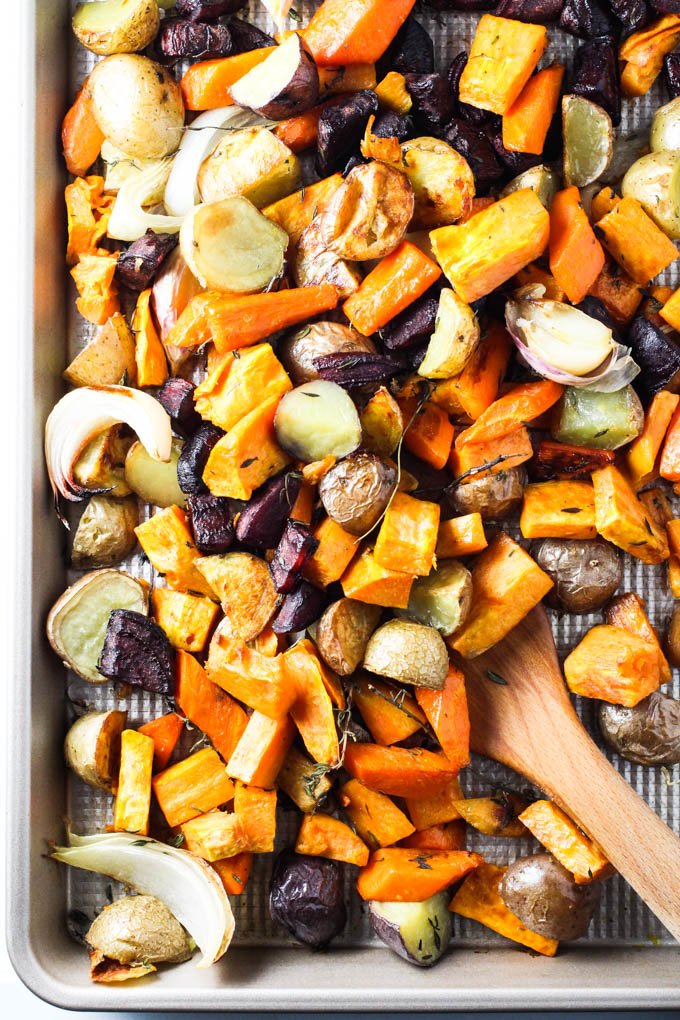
[457,604,680,942]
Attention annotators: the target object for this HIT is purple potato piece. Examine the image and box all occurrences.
[570,36,622,126]
[627,316,680,406]
[227,17,276,53]
[270,520,319,594]
[176,0,246,18]
[98,610,174,694]
[159,18,233,59]
[404,73,456,135]
[442,119,504,193]
[609,0,650,29]
[270,580,329,633]
[494,0,564,20]
[157,378,201,437]
[559,0,619,37]
[380,288,440,351]
[448,53,494,127]
[235,471,302,548]
[377,16,434,78]
[372,110,415,141]
[651,0,680,10]
[369,894,452,966]
[270,851,347,949]
[313,352,403,387]
[115,231,178,292]
[187,494,234,554]
[665,53,680,97]
[316,91,379,177]
[176,423,225,494]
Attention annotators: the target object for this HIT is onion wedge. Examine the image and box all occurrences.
[45,385,172,504]
[51,831,234,967]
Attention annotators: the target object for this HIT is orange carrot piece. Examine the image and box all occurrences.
[153,747,235,829]
[339,779,415,849]
[352,676,426,746]
[357,848,482,901]
[133,288,168,387]
[549,186,605,304]
[170,285,339,354]
[304,517,359,586]
[660,286,680,332]
[455,381,563,450]
[449,426,533,481]
[400,398,455,470]
[406,775,463,830]
[233,782,277,852]
[343,743,459,800]
[588,261,643,326]
[341,546,414,608]
[373,492,440,576]
[627,390,680,489]
[343,241,442,336]
[113,730,154,836]
[436,514,488,558]
[138,713,184,772]
[62,78,105,177]
[660,402,680,482]
[590,186,620,223]
[295,812,370,866]
[592,463,670,564]
[175,650,248,763]
[502,64,564,155]
[206,636,298,719]
[290,480,316,525]
[518,800,612,883]
[416,666,470,771]
[211,853,253,895]
[459,15,548,115]
[620,15,680,98]
[303,0,416,66]
[226,711,296,788]
[180,48,275,109]
[400,821,467,852]
[431,321,512,421]
[594,197,678,285]
[284,642,339,766]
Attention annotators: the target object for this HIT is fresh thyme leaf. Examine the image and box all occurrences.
[486,670,508,686]
[168,833,185,848]
[412,854,433,870]
[131,839,152,847]
[560,507,582,514]
[644,518,654,535]
[240,457,257,468]
[428,915,442,951]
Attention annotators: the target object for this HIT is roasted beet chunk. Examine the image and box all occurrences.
[160,18,232,59]
[187,494,234,554]
[227,17,276,52]
[560,0,619,37]
[628,316,680,405]
[176,0,246,18]
[372,110,415,141]
[316,91,379,177]
[270,520,319,594]
[115,231,178,292]
[271,580,329,633]
[487,124,542,175]
[378,16,434,77]
[98,610,174,694]
[651,0,680,12]
[313,352,402,387]
[157,378,200,437]
[609,0,650,29]
[443,119,504,193]
[380,288,440,351]
[577,296,620,337]
[448,53,495,126]
[235,471,302,548]
[177,423,225,494]
[270,851,347,949]
[404,74,456,135]
[666,53,680,97]
[570,36,622,126]
[494,0,564,20]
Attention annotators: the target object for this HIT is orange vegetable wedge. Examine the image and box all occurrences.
[339,779,415,849]
[415,665,470,771]
[357,848,482,902]
[153,747,235,829]
[343,241,442,336]
[343,743,459,800]
[138,713,184,772]
[175,650,248,763]
[295,812,370,866]
[455,381,563,450]
[302,0,416,66]
[518,800,612,884]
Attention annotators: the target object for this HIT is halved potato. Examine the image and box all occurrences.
[64,313,137,388]
[64,709,127,791]
[46,569,148,683]
[72,0,160,55]
[563,95,613,189]
[651,97,680,152]
[316,599,382,676]
[180,196,288,293]
[360,387,404,458]
[73,425,134,498]
[228,34,319,120]
[198,128,302,209]
[195,552,278,641]
[72,495,139,569]
[405,559,472,637]
[274,381,362,462]
[622,150,680,241]
[418,289,480,379]
[362,619,449,689]
[294,218,362,299]
[399,137,475,230]
[280,322,376,385]
[321,162,414,261]
[125,436,186,508]
[501,164,559,210]
[369,893,451,967]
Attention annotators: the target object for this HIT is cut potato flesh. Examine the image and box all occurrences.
[274,381,362,462]
[72,0,160,56]
[563,95,613,189]
[294,219,361,299]
[418,289,480,379]
[622,150,680,241]
[198,128,302,209]
[64,709,127,791]
[125,437,186,509]
[229,35,319,121]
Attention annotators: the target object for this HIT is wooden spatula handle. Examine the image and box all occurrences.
[535,716,680,943]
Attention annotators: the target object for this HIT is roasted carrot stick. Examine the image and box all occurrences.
[549,186,605,304]
[62,78,105,177]
[303,0,416,66]
[502,64,564,155]
[180,48,275,110]
[343,242,442,336]
[455,381,564,450]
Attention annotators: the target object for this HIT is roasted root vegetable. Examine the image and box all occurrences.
[62,79,106,177]
[605,592,671,684]
[340,780,415,849]
[196,552,278,642]
[202,396,291,499]
[594,197,678,286]
[551,386,644,452]
[315,599,381,676]
[138,713,184,773]
[64,312,136,389]
[71,253,120,325]
[64,709,127,792]
[318,454,397,537]
[152,588,219,653]
[269,851,347,949]
[86,895,192,979]
[626,390,680,488]
[356,848,482,902]
[452,467,527,521]
[549,186,605,305]
[405,560,472,639]
[458,15,547,115]
[436,514,487,558]
[352,675,426,745]
[228,35,319,119]
[113,729,155,835]
[564,624,662,707]
[72,0,160,55]
[369,893,451,967]
[519,480,596,541]
[502,64,564,156]
[622,151,680,242]
[599,691,680,766]
[592,464,669,565]
[373,492,439,576]
[418,289,480,380]
[198,128,302,210]
[619,14,680,98]
[71,495,138,570]
[343,743,459,799]
[499,854,600,941]
[175,651,248,763]
[153,747,235,828]
[126,437,185,509]
[518,800,612,884]
[275,381,362,463]
[99,609,175,694]
[344,241,442,337]
[533,537,623,615]
[194,343,292,433]
[278,746,333,812]
[363,619,449,689]
[320,161,414,261]
[135,505,215,596]
[303,0,417,66]
[295,813,370,867]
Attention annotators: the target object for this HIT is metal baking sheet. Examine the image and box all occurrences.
[7,0,680,1009]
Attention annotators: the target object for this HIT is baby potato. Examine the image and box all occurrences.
[280,322,377,386]
[198,128,302,209]
[89,54,184,159]
[405,559,472,637]
[64,709,127,791]
[452,467,526,521]
[418,288,480,380]
[532,537,622,615]
[500,853,601,941]
[319,453,398,536]
[72,0,160,56]
[71,495,139,569]
[321,162,415,261]
[316,598,382,676]
[294,219,362,299]
[400,136,475,229]
[363,619,449,689]
[87,895,193,965]
[274,381,362,462]
[599,691,680,766]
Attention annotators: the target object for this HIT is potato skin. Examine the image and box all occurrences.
[599,691,680,766]
[500,853,601,941]
[321,162,415,261]
[87,895,193,965]
[72,0,160,56]
[363,619,449,688]
[532,537,622,614]
[452,467,526,520]
[280,322,376,386]
[319,453,397,536]
[64,709,127,791]
[293,218,362,299]
[316,598,381,676]
[72,495,139,569]
[369,892,451,966]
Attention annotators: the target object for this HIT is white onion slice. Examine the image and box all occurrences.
[259,0,294,32]
[45,385,172,503]
[164,106,272,216]
[506,289,640,393]
[108,158,184,242]
[52,832,234,967]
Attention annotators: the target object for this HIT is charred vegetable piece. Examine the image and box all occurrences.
[380,288,440,351]
[448,53,494,127]
[319,453,397,536]
[228,18,275,52]
[500,854,601,941]
[369,892,451,967]
[372,110,415,141]
[176,0,246,17]
[628,316,680,405]
[270,579,329,633]
[177,423,225,495]
[159,18,232,59]
[532,537,622,614]
[494,0,565,20]
[609,0,649,30]
[442,119,504,193]
[270,520,319,594]
[187,493,234,555]
[269,851,347,949]
[532,441,615,481]
[316,598,381,676]
[665,53,680,98]
[157,378,200,437]
[570,37,622,127]
[316,91,379,177]
[404,74,456,135]
[377,16,435,77]
[487,125,542,178]
[98,609,174,694]
[281,323,377,386]
[560,0,618,37]
[599,691,680,765]
[551,386,644,450]
[234,471,302,548]
[229,35,320,121]
[314,352,401,388]
[116,231,178,292]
